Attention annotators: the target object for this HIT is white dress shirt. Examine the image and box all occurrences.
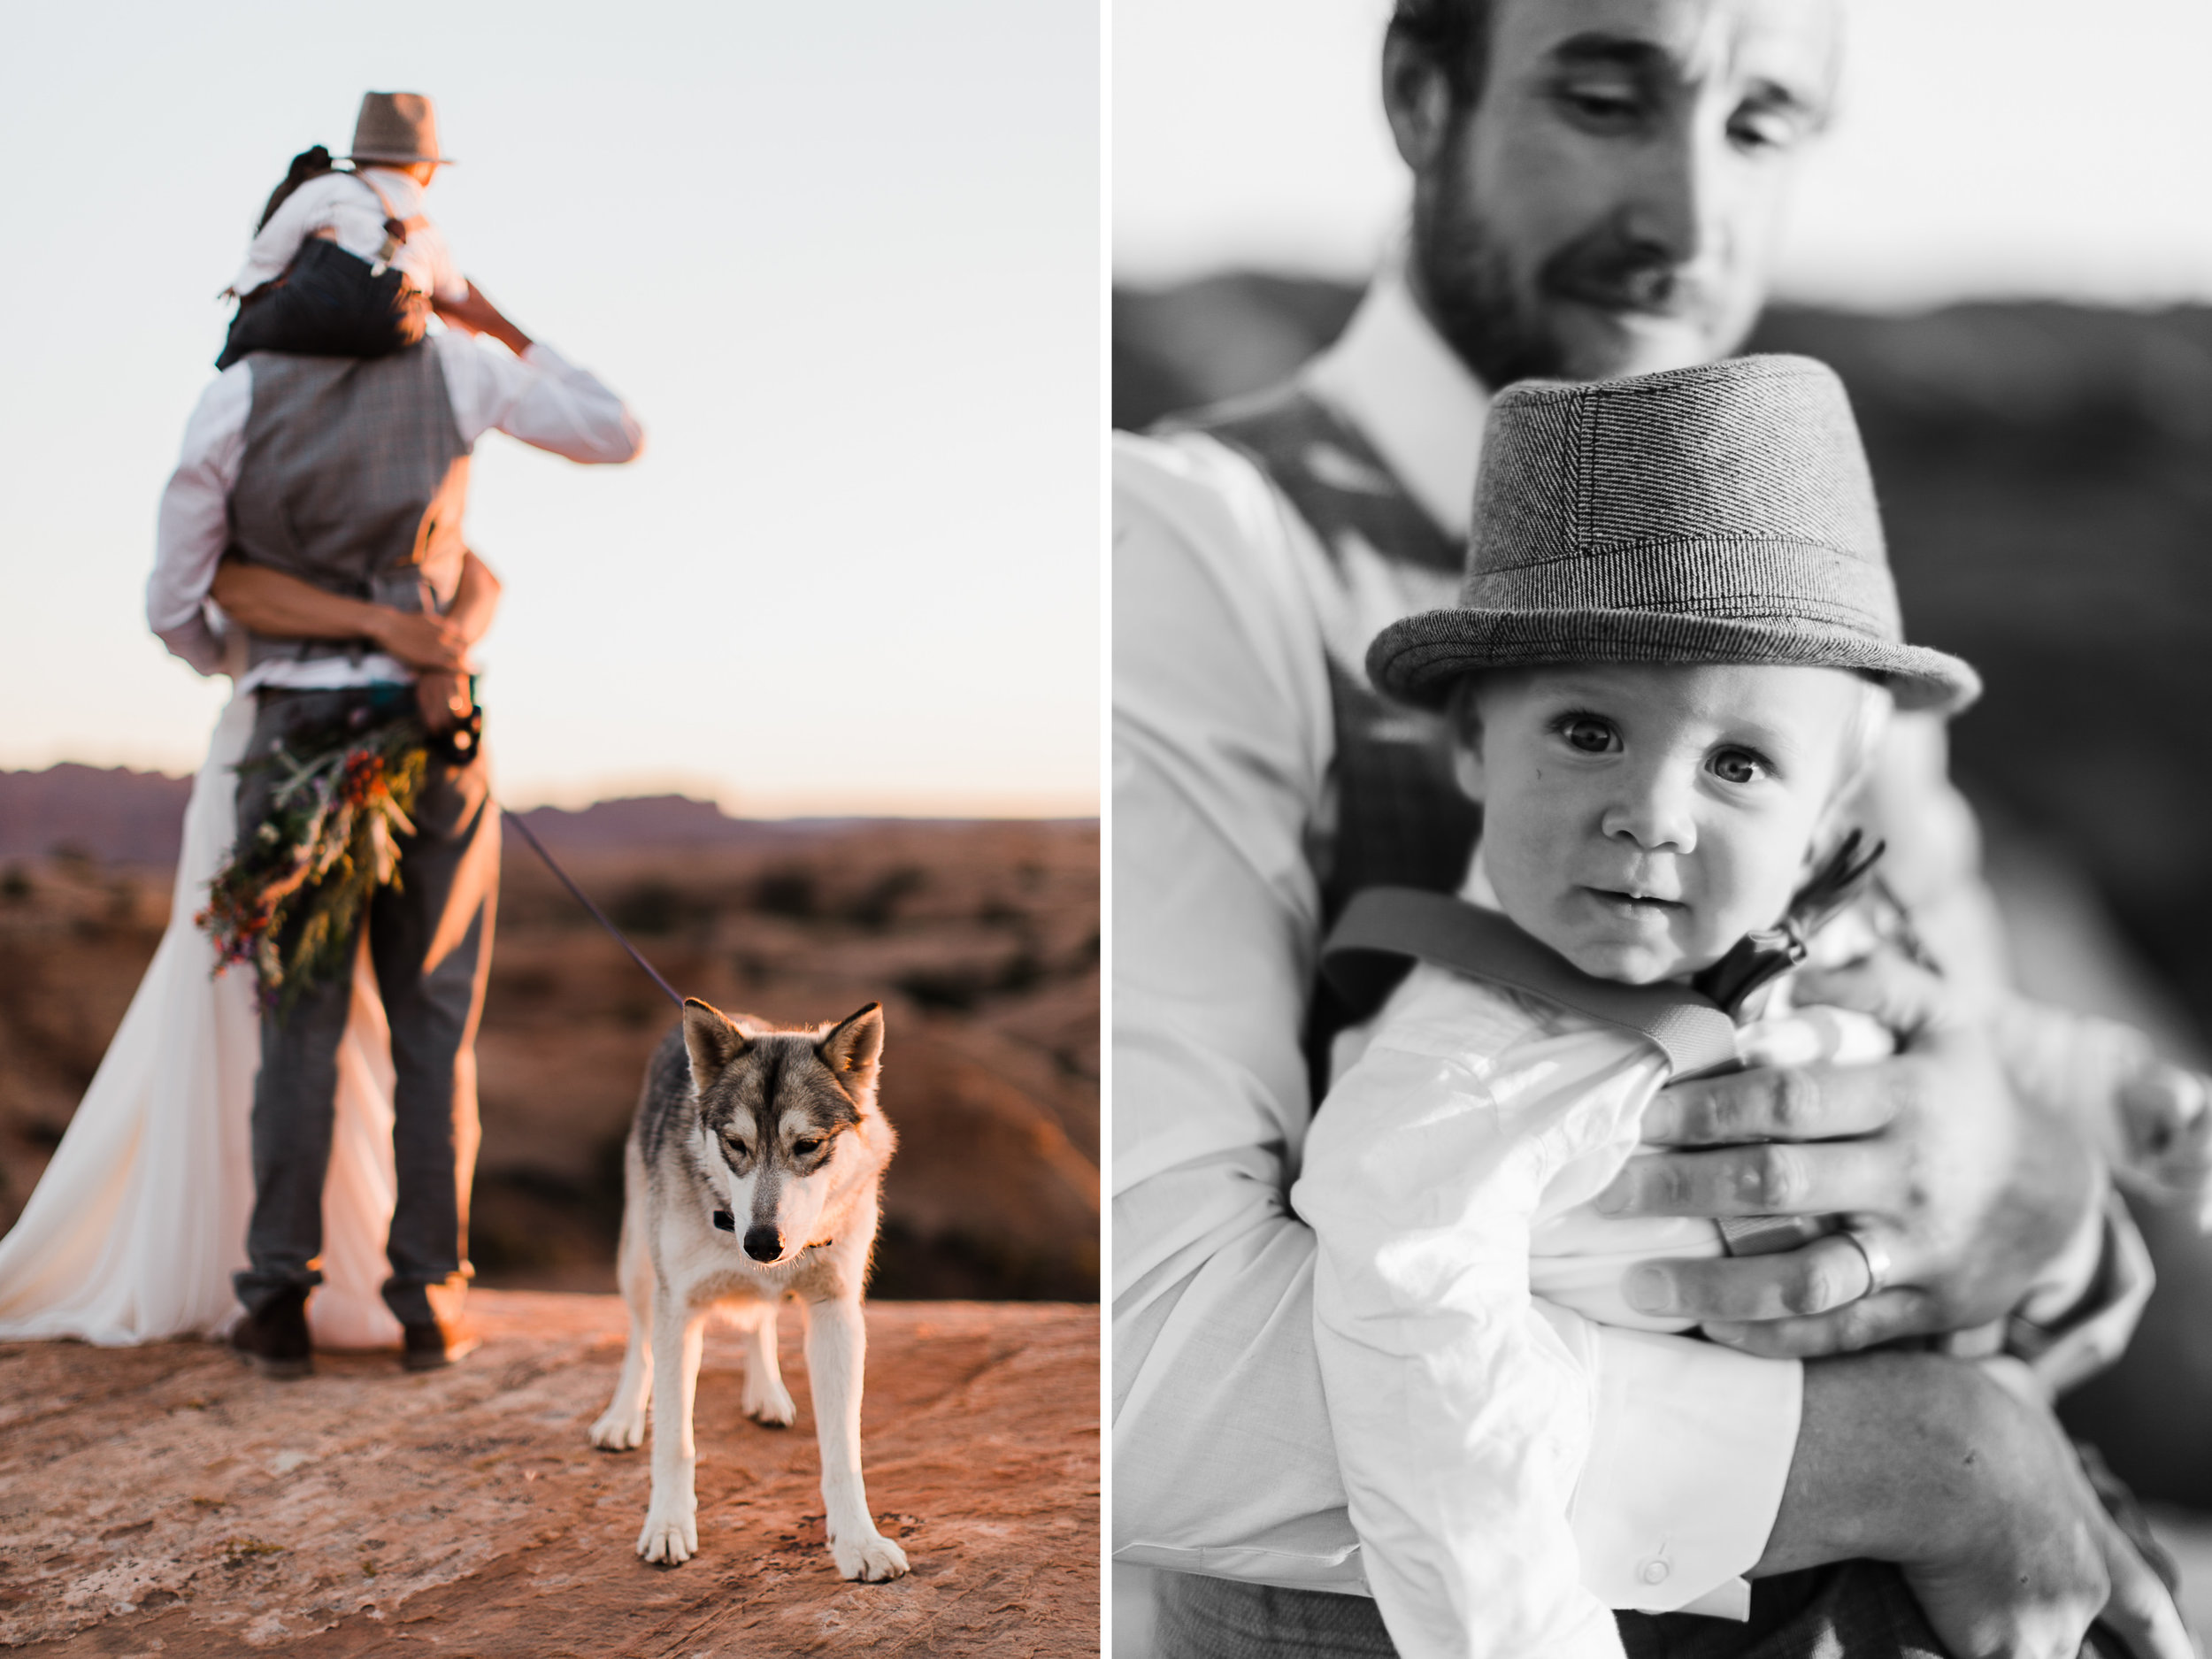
[1294,854,1909,1657]
[228,166,465,304]
[148,333,645,684]
[1113,273,1821,1604]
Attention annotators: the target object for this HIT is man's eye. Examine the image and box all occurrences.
[1554,80,1646,127]
[1562,718,1619,754]
[1709,749,1766,785]
[1727,105,1804,155]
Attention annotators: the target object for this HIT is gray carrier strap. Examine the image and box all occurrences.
[1320,886,1741,1081]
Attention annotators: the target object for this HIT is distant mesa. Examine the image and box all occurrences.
[0,768,894,867]
[496,794,823,856]
[0,763,193,867]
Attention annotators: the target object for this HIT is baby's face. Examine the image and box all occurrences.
[1463,663,1871,984]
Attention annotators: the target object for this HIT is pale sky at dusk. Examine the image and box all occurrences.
[2,0,1099,816]
[1116,0,2212,310]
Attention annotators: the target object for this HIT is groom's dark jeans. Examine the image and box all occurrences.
[232,686,498,1328]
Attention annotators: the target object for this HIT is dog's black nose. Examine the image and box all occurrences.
[743,1225,783,1262]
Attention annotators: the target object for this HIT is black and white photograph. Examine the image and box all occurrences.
[1113,3,2212,1657]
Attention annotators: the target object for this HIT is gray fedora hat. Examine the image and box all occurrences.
[1367,354,1979,715]
[346,92,455,165]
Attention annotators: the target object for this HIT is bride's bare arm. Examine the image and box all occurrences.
[209,560,471,672]
[443,552,503,648]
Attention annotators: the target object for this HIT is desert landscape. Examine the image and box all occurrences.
[0,785,1099,1303]
[0,784,1100,1651]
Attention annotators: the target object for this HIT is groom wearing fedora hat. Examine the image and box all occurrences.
[1113,3,2186,1655]
[347,91,457,167]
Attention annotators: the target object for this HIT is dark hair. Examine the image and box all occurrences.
[255,145,335,233]
[1387,0,1497,109]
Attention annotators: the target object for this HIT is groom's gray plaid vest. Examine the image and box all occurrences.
[1167,383,1484,1059]
[227,343,470,673]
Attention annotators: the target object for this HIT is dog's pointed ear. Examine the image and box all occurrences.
[682,998,750,1082]
[818,1002,884,1092]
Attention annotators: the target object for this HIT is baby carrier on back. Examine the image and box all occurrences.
[215,146,432,371]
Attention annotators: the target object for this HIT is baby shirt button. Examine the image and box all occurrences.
[1640,1560,1670,1586]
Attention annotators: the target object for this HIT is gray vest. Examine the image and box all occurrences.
[1170,385,1483,1055]
[227,343,470,672]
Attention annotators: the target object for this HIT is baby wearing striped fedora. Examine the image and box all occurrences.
[1288,356,2208,1659]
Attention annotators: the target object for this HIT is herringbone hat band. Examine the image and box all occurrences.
[1367,354,1981,715]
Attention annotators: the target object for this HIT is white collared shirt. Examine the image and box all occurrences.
[228,166,466,304]
[1111,273,1811,1603]
[147,334,645,685]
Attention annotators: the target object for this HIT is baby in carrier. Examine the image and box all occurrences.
[216,92,470,371]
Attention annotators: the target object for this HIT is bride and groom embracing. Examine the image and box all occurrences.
[0,93,643,1373]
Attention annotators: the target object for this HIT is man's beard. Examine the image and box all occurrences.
[1412,189,1570,391]
[1410,148,1740,390]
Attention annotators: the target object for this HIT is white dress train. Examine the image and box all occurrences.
[0,692,405,1348]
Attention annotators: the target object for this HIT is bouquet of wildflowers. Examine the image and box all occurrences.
[198,713,430,1015]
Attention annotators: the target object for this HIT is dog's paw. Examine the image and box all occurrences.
[741,1376,796,1428]
[635,1507,698,1565]
[589,1407,645,1451]
[830,1529,910,1583]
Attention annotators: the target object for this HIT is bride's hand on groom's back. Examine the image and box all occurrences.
[371,610,473,674]
[414,672,472,736]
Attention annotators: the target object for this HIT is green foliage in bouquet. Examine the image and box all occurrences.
[198,715,431,1016]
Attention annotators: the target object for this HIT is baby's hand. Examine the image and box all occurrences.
[2115,1062,2212,1220]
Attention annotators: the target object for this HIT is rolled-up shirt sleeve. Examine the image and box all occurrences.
[148,363,253,675]
[1111,430,1804,1612]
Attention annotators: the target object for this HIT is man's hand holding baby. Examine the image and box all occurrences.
[1598,947,2106,1358]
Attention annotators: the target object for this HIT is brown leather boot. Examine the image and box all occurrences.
[231,1288,312,1379]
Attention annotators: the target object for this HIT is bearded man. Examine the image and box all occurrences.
[1113,3,2188,1655]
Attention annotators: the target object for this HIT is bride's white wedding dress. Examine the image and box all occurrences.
[0,692,405,1348]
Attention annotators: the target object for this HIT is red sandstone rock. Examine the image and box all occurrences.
[0,1294,1098,1655]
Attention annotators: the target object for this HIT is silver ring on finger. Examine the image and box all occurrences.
[1839,1226,1893,1298]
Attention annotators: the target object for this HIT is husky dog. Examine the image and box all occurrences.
[588,996,910,1580]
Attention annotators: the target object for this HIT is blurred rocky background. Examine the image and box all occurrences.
[0,787,1098,1302]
